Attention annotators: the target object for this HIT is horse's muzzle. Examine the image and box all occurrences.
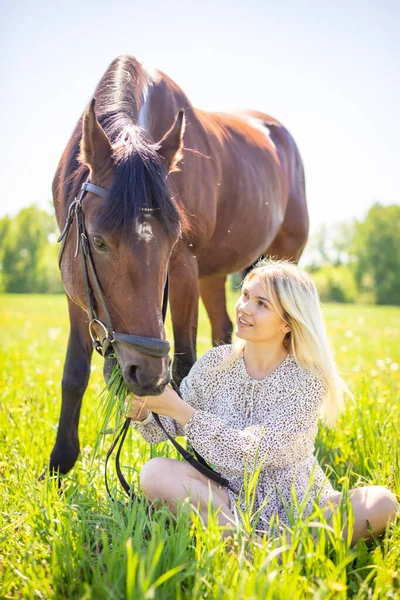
[121,362,170,396]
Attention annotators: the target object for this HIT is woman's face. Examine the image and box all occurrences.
[235,275,290,344]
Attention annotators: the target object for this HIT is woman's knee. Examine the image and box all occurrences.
[350,485,398,533]
[373,486,399,525]
[140,457,173,499]
[321,486,398,524]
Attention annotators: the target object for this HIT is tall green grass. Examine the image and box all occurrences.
[0,293,399,598]
[93,361,128,460]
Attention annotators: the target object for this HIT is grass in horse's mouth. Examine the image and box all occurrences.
[93,359,128,459]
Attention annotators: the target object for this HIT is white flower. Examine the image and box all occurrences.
[48,327,60,340]
[390,363,399,372]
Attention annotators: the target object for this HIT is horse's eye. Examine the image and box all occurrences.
[92,236,107,250]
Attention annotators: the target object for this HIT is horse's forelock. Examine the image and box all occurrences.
[96,126,181,235]
[61,56,184,236]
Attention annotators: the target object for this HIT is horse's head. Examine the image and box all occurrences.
[60,99,185,396]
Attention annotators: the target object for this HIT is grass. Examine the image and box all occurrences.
[0,291,399,599]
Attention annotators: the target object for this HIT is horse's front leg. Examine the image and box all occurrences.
[169,246,199,385]
[49,298,93,475]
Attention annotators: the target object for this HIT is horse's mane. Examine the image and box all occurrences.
[62,56,181,235]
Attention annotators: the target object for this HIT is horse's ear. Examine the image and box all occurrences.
[79,98,113,174]
[157,109,185,172]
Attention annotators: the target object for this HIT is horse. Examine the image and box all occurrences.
[50,55,308,475]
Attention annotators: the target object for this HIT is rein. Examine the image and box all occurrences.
[58,181,170,359]
[58,178,232,500]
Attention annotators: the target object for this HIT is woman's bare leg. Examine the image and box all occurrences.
[320,485,399,546]
[140,457,235,533]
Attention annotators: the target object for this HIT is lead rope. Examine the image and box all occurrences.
[106,278,233,500]
[108,408,233,502]
[104,276,171,503]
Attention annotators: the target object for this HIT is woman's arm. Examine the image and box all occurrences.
[127,391,187,444]
[138,368,325,474]
[182,375,326,475]
[128,356,206,443]
[131,414,185,444]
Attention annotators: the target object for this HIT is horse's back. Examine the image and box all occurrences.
[202,108,305,210]
[242,110,309,259]
[192,107,307,273]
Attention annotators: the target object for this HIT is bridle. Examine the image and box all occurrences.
[57,177,232,501]
[57,179,170,360]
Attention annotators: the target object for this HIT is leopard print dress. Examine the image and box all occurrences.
[132,345,337,532]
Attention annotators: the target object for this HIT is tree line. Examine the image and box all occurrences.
[302,203,399,305]
[0,203,399,305]
[0,207,63,294]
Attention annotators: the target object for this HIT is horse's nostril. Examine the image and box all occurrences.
[127,365,139,384]
[123,363,166,392]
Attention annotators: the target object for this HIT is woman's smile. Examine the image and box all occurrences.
[237,315,253,328]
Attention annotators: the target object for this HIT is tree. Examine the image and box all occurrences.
[311,264,357,303]
[1,206,60,293]
[0,216,12,292]
[352,203,400,305]
[301,222,356,272]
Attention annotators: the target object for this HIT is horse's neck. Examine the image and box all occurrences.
[137,68,194,140]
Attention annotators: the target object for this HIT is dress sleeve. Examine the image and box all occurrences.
[183,374,327,475]
[131,413,185,444]
[131,353,207,444]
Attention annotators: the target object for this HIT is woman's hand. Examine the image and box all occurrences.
[125,386,180,417]
[125,386,196,426]
[125,395,150,422]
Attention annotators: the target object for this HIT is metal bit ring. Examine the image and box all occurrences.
[89,319,115,346]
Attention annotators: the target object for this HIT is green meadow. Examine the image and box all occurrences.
[0,292,399,599]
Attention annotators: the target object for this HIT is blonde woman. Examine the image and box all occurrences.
[127,259,398,544]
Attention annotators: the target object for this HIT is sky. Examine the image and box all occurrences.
[1,0,399,235]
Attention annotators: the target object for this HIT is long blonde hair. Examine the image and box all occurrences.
[225,258,352,427]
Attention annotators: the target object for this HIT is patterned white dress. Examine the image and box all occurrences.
[132,345,336,532]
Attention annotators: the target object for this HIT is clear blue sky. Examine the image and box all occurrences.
[1,0,399,233]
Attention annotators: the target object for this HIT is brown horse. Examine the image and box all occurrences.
[50,55,308,475]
